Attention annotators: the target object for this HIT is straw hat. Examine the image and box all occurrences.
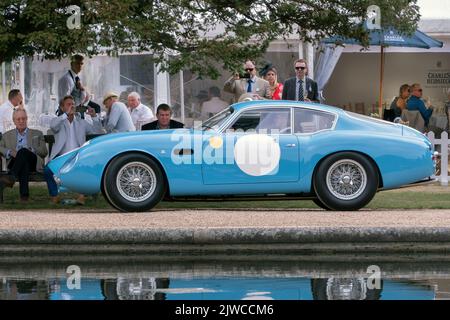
[103,91,119,104]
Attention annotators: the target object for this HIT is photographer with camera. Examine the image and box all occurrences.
[44,95,104,204]
[223,60,271,103]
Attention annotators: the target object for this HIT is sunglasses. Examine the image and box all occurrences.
[245,68,254,72]
[295,66,306,70]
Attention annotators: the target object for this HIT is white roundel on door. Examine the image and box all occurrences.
[234,134,281,176]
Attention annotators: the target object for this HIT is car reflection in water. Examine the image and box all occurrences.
[102,278,170,300]
[0,276,437,300]
[311,278,383,300]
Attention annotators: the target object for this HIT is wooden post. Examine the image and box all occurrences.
[378,46,385,118]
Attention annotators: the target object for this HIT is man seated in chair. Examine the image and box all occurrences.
[141,104,184,130]
[44,95,103,204]
[0,109,48,202]
[407,83,433,128]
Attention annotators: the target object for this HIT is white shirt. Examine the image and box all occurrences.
[129,103,154,130]
[60,118,78,155]
[201,97,229,120]
[58,70,87,106]
[0,100,15,134]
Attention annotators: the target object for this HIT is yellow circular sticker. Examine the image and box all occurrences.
[209,136,223,149]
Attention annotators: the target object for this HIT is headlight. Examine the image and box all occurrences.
[60,152,79,174]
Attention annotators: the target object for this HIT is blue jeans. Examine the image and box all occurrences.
[44,165,58,197]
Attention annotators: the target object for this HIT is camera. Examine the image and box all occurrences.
[239,72,251,79]
[75,105,88,113]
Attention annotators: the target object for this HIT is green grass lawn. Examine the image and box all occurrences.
[1,183,450,210]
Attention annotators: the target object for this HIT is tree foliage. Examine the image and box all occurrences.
[0,0,420,77]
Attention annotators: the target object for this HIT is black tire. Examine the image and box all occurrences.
[103,153,165,212]
[313,152,378,211]
[101,179,122,211]
[313,198,331,210]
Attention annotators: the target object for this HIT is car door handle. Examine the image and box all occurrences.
[285,144,296,147]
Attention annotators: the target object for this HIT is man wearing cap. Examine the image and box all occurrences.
[103,91,136,133]
[45,95,103,204]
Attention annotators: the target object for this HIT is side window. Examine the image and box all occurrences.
[229,108,291,133]
[294,109,336,134]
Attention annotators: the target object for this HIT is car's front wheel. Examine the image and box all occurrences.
[102,153,165,212]
[314,152,378,211]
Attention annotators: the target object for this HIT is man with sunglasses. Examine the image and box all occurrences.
[224,60,271,102]
[407,83,433,127]
[282,59,319,103]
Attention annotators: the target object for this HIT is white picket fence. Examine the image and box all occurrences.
[427,131,449,186]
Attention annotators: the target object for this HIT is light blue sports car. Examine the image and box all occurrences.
[48,100,435,212]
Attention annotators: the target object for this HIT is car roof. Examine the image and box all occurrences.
[230,100,345,114]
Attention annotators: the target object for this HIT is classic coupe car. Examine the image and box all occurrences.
[48,100,435,212]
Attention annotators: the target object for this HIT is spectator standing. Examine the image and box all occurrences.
[127,92,154,130]
[0,109,48,202]
[45,95,103,204]
[0,89,24,134]
[58,54,101,115]
[200,87,229,120]
[142,104,184,130]
[282,59,319,102]
[262,66,284,100]
[103,92,136,133]
[224,60,271,102]
[407,83,433,127]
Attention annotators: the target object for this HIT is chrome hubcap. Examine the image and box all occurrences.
[116,162,157,202]
[326,159,367,200]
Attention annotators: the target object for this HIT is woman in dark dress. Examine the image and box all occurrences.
[384,84,410,122]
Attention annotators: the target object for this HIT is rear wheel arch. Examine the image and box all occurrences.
[311,150,383,191]
[311,151,381,210]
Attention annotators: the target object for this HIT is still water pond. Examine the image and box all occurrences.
[0,256,448,300]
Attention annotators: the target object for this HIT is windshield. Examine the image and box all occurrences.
[198,107,233,131]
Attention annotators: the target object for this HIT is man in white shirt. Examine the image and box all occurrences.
[0,89,24,134]
[127,92,154,130]
[103,91,136,133]
[58,54,101,117]
[58,54,89,107]
[200,86,229,120]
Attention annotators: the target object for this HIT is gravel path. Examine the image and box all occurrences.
[1,209,450,230]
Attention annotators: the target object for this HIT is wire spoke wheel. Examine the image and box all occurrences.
[326,159,367,201]
[116,161,157,203]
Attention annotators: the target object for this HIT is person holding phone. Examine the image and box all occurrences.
[223,60,271,102]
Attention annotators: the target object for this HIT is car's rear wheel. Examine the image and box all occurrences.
[102,153,165,212]
[314,152,378,211]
